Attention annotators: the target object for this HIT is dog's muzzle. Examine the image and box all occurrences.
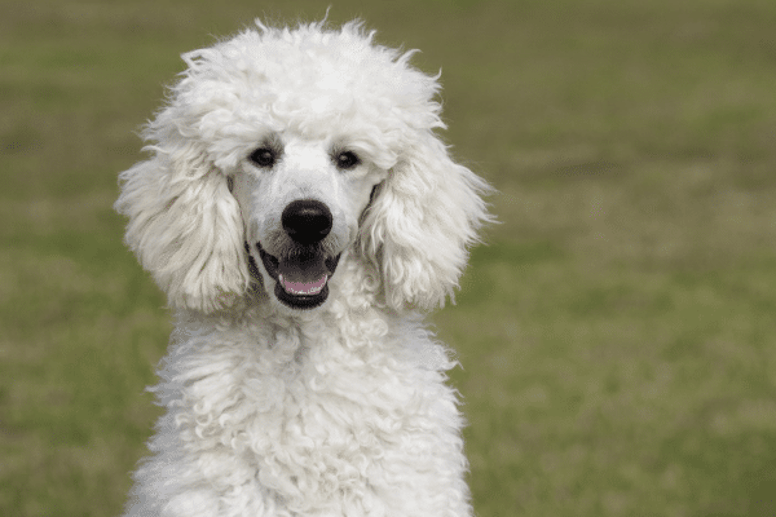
[256,199,341,310]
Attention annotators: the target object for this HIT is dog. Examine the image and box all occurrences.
[115,19,491,517]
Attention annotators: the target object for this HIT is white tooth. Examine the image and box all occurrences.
[278,274,327,295]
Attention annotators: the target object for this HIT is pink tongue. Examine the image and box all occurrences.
[279,274,328,295]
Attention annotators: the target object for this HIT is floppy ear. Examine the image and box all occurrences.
[360,130,492,311]
[115,137,249,313]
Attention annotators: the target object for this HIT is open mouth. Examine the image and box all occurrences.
[257,243,341,309]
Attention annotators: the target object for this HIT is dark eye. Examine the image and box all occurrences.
[249,147,277,168]
[335,150,360,170]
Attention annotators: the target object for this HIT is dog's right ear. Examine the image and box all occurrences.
[115,135,250,313]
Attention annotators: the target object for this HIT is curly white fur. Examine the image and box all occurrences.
[115,19,491,517]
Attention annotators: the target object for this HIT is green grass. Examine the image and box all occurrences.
[2,0,776,515]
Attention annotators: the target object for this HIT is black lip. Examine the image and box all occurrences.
[257,244,280,279]
[256,243,341,310]
[275,282,329,309]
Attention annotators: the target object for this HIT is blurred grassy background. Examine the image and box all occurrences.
[2,0,776,515]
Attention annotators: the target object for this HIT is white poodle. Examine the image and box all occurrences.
[115,19,491,517]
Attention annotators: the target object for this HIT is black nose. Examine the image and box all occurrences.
[282,199,333,245]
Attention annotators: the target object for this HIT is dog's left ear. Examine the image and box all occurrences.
[359,130,492,311]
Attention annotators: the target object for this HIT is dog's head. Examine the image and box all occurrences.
[115,20,491,313]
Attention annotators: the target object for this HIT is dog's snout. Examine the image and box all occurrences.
[282,199,333,244]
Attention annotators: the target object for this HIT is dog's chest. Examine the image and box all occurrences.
[160,317,462,514]
[258,347,438,506]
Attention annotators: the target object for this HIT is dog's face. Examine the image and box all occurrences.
[229,133,388,310]
[115,21,491,314]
